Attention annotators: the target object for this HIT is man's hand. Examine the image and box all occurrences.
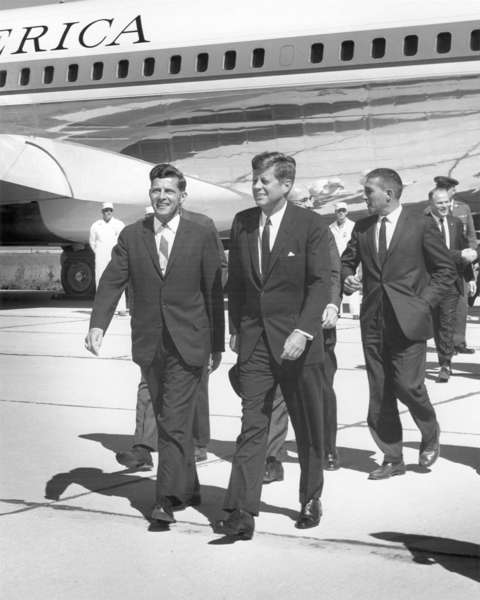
[468,280,477,297]
[281,330,307,361]
[322,305,339,329]
[343,274,362,295]
[461,248,477,263]
[84,328,104,356]
[229,334,239,353]
[208,351,222,373]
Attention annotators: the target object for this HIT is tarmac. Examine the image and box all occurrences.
[0,291,479,600]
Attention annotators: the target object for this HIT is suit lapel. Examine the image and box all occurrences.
[384,208,408,262]
[367,218,380,270]
[164,217,189,278]
[142,216,162,277]
[264,202,295,281]
[246,208,262,283]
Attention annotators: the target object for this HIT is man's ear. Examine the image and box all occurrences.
[180,191,188,204]
[283,178,293,194]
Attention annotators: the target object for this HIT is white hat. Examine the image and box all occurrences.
[101,202,114,211]
[145,205,154,215]
[334,201,348,211]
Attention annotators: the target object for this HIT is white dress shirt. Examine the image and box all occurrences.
[154,213,180,273]
[258,201,288,271]
[375,205,403,252]
[329,217,355,256]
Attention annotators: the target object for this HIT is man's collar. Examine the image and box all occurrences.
[154,212,181,233]
[378,204,402,223]
[260,200,288,225]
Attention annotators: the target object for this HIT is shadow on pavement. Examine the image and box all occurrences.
[425,360,480,381]
[403,442,480,474]
[0,291,93,310]
[80,433,134,454]
[371,532,480,582]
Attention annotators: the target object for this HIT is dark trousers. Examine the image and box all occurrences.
[432,286,460,366]
[453,280,468,348]
[134,366,210,451]
[266,328,338,459]
[224,334,325,515]
[143,329,203,504]
[362,297,438,463]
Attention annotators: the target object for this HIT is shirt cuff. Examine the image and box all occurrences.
[294,328,314,341]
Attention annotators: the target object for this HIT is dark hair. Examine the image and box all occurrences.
[366,168,403,199]
[149,163,186,192]
[251,151,296,182]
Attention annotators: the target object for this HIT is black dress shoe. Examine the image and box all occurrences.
[368,461,406,480]
[325,452,340,471]
[116,446,153,470]
[216,509,255,539]
[454,345,475,354]
[151,500,176,524]
[419,424,440,467]
[436,365,451,383]
[295,499,322,529]
[263,457,284,484]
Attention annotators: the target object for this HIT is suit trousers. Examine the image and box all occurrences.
[453,280,468,348]
[224,334,325,515]
[134,367,210,451]
[143,328,203,505]
[362,294,438,463]
[432,286,460,366]
[266,328,339,459]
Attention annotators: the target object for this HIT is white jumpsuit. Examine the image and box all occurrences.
[89,216,127,312]
[329,217,361,317]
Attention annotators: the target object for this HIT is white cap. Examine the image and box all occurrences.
[101,202,114,211]
[334,201,348,211]
[145,205,154,215]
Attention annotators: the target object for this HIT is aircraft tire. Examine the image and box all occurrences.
[61,256,95,298]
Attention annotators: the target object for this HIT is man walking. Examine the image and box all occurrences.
[218,151,331,539]
[85,164,224,525]
[342,168,456,480]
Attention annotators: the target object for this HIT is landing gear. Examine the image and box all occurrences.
[60,246,95,298]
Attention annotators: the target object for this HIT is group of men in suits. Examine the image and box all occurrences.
[85,156,467,539]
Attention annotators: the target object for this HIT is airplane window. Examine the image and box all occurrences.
[67,64,78,82]
[43,66,54,84]
[170,55,182,74]
[20,68,30,86]
[310,43,324,63]
[404,35,418,56]
[224,50,236,70]
[92,62,104,80]
[341,40,354,61]
[436,32,451,53]
[197,53,209,72]
[118,60,129,79]
[471,29,480,51]
[372,37,386,59]
[143,57,155,77]
[0,70,6,87]
[252,48,265,68]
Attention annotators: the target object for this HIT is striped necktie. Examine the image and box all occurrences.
[158,229,169,274]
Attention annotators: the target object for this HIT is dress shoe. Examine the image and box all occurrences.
[368,461,406,480]
[194,446,208,462]
[454,344,475,354]
[435,365,451,383]
[419,424,440,468]
[325,452,340,471]
[151,500,176,524]
[295,499,322,529]
[116,446,153,470]
[263,457,284,484]
[217,509,255,539]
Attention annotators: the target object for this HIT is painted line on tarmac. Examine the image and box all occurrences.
[0,318,89,330]
[0,352,131,360]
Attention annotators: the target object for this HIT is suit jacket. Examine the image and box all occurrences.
[90,214,225,367]
[424,210,473,293]
[227,202,331,365]
[341,207,456,341]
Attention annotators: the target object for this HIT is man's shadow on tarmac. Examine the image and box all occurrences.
[424,358,480,381]
[371,532,480,583]
[403,441,480,474]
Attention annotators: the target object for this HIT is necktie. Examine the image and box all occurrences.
[378,216,387,265]
[261,217,271,279]
[159,230,169,274]
[439,217,447,246]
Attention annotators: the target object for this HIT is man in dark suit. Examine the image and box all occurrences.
[425,188,477,382]
[115,205,228,470]
[342,168,456,480]
[85,164,224,525]
[217,152,331,539]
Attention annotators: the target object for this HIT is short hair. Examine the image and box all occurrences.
[365,168,403,200]
[428,187,449,202]
[251,152,296,182]
[149,163,186,192]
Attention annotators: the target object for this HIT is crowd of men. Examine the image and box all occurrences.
[84,155,478,539]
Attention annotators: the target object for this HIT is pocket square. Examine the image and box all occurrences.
[287,251,296,257]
